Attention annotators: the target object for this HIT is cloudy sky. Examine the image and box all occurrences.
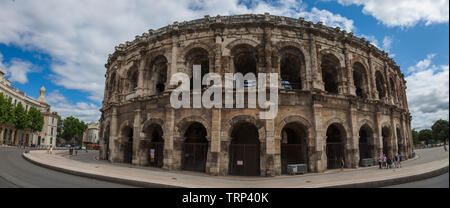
[0,0,448,130]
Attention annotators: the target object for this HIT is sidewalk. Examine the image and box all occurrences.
[22,147,449,188]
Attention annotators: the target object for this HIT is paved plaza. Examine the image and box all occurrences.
[22,146,449,188]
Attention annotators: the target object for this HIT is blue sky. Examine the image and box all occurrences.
[0,0,448,129]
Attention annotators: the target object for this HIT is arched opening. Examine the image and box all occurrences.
[382,126,391,157]
[104,125,110,160]
[144,124,164,168]
[396,127,404,155]
[185,48,209,90]
[126,67,138,93]
[280,47,304,90]
[232,44,258,88]
[280,122,308,174]
[326,123,346,169]
[390,78,397,102]
[121,126,133,164]
[182,122,208,172]
[376,71,386,99]
[149,56,168,95]
[229,122,260,176]
[321,54,341,94]
[359,124,373,162]
[108,72,116,99]
[353,62,368,99]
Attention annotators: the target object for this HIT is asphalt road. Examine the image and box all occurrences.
[0,147,134,188]
[384,172,449,188]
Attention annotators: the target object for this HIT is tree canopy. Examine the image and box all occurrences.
[61,116,87,145]
[431,119,449,143]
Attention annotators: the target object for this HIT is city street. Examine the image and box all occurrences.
[0,147,133,188]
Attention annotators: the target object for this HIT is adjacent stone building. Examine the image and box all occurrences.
[99,14,413,176]
[0,71,59,148]
[82,122,100,146]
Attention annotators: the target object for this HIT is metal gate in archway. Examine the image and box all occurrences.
[123,141,133,164]
[182,143,208,172]
[229,144,260,176]
[281,144,307,174]
[326,142,344,169]
[149,142,164,168]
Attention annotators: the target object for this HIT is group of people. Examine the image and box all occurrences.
[378,153,402,169]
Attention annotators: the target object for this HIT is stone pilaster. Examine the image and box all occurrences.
[132,109,142,165]
[348,100,359,168]
[265,118,279,176]
[135,49,148,96]
[312,96,325,172]
[109,107,119,162]
[310,35,324,91]
[206,109,221,175]
[163,108,176,170]
[344,46,356,96]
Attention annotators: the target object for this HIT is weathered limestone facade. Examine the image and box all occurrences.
[99,14,413,176]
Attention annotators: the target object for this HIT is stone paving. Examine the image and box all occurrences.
[23,146,449,188]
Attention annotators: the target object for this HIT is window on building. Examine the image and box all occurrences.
[50,138,53,145]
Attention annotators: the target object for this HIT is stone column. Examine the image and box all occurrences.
[207,109,221,175]
[132,109,142,165]
[390,109,397,157]
[109,107,119,162]
[312,96,326,172]
[348,101,359,168]
[163,108,176,170]
[368,53,379,100]
[374,108,383,158]
[166,39,178,90]
[344,46,356,96]
[310,35,324,91]
[135,50,148,96]
[265,118,278,176]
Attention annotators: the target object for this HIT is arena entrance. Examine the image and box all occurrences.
[121,126,133,164]
[396,127,404,155]
[359,124,373,161]
[326,124,345,169]
[145,124,164,168]
[182,122,208,172]
[229,122,260,176]
[280,122,308,174]
[382,127,391,156]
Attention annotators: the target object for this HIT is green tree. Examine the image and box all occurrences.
[61,116,87,146]
[13,102,28,130]
[431,119,449,143]
[412,129,420,145]
[28,107,44,132]
[0,95,14,124]
[418,129,433,145]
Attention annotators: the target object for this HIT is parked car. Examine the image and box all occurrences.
[74,146,81,150]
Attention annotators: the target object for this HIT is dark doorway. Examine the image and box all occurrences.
[280,47,304,90]
[397,128,403,155]
[146,124,164,168]
[229,122,260,176]
[359,125,373,161]
[121,126,133,164]
[326,124,345,169]
[376,71,386,99]
[104,125,110,160]
[321,54,340,94]
[182,122,208,172]
[353,63,368,99]
[281,122,308,174]
[382,127,391,156]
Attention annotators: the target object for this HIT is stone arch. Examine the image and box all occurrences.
[181,41,215,60]
[223,115,266,142]
[358,123,375,161]
[230,44,259,76]
[389,76,397,102]
[125,62,139,93]
[119,120,133,138]
[175,115,211,141]
[225,38,260,50]
[320,52,344,94]
[276,115,314,145]
[325,121,348,169]
[381,123,392,156]
[375,70,387,99]
[353,61,370,99]
[145,55,168,94]
[318,49,345,68]
[183,47,211,89]
[141,118,165,133]
[278,45,306,90]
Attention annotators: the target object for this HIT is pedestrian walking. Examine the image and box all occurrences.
[378,155,383,169]
[397,154,402,168]
[444,145,448,152]
[49,146,53,155]
[340,157,345,171]
[382,154,387,169]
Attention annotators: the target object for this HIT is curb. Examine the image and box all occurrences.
[318,165,449,188]
[22,151,449,188]
[22,153,182,188]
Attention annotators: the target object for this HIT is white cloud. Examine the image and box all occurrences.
[47,90,101,123]
[337,0,449,27]
[405,54,449,130]
[0,0,356,104]
[0,52,39,84]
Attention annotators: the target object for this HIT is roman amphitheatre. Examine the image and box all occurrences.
[99,14,413,176]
